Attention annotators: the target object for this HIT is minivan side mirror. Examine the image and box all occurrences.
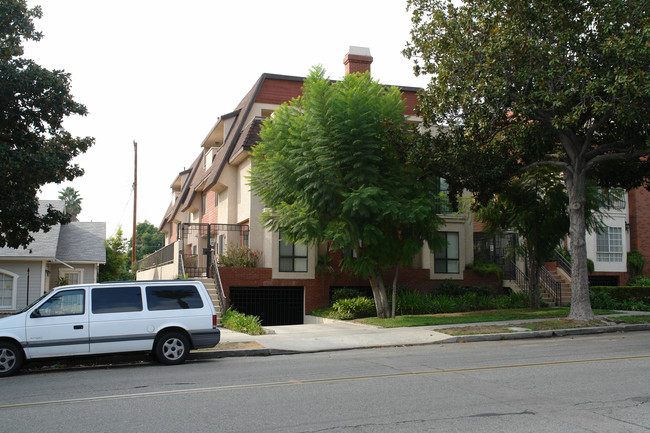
[30,309,41,318]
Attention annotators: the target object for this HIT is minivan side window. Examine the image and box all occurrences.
[146,285,204,310]
[92,287,143,314]
[32,289,85,317]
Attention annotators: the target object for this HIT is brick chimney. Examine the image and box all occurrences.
[343,46,373,75]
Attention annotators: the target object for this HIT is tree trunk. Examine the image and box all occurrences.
[369,273,391,318]
[528,253,541,310]
[564,166,595,321]
[391,267,399,319]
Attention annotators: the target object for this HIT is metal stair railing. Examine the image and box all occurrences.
[556,250,571,276]
[179,250,185,279]
[510,260,562,306]
[512,260,530,296]
[539,265,562,306]
[210,255,227,321]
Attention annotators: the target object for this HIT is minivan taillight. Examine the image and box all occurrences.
[212,314,217,328]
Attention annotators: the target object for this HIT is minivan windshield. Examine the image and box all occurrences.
[18,291,51,314]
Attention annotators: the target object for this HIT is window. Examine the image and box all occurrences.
[60,270,81,285]
[279,234,308,272]
[214,191,219,208]
[435,232,460,274]
[202,193,207,216]
[0,271,17,310]
[33,290,85,317]
[435,178,452,214]
[597,226,623,262]
[146,285,204,310]
[92,286,143,314]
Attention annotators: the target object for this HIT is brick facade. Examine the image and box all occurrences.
[219,265,501,314]
[628,187,650,276]
[201,190,218,224]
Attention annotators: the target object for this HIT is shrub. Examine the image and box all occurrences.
[591,286,650,304]
[222,308,266,335]
[590,288,650,311]
[502,292,529,309]
[627,250,646,279]
[331,287,365,304]
[430,295,456,314]
[332,297,376,319]
[589,291,620,310]
[468,261,504,280]
[434,279,465,296]
[629,276,650,287]
[219,244,261,268]
[394,290,424,315]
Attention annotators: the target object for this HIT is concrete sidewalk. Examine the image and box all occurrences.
[194,312,650,359]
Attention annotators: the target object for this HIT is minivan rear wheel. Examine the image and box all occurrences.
[155,332,190,365]
[0,341,24,377]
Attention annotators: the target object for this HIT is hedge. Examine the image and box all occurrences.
[590,286,650,304]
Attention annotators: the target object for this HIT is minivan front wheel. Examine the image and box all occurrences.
[0,341,24,377]
[155,332,190,365]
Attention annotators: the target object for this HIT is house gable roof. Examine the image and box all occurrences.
[0,201,106,263]
[56,222,106,263]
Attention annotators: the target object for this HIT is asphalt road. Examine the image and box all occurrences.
[1,331,649,433]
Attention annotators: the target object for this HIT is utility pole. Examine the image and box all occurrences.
[132,140,138,271]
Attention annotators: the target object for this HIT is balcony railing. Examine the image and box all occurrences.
[137,242,175,271]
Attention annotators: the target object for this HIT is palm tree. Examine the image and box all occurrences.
[58,187,82,221]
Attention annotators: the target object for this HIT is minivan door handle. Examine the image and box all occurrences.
[74,325,84,330]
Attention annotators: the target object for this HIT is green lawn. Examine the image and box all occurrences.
[611,315,650,325]
[357,308,618,328]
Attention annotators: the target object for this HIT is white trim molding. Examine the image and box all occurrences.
[0,268,19,311]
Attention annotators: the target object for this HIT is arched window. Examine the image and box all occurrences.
[0,270,18,310]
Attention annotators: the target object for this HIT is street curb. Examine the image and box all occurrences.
[191,323,650,359]
[436,323,650,344]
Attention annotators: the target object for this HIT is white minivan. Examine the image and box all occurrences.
[0,280,221,377]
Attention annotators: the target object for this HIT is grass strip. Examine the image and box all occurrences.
[357,308,617,328]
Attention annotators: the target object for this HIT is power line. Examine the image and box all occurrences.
[112,186,134,238]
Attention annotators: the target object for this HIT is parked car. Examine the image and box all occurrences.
[0,280,220,377]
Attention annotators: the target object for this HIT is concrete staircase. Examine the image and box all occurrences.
[542,268,572,306]
[198,278,225,325]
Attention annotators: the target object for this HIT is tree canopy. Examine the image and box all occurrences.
[250,67,443,318]
[405,0,650,320]
[477,167,616,309]
[0,0,94,248]
[127,220,165,264]
[58,186,82,221]
[99,228,133,282]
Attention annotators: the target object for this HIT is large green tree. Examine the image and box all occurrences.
[127,220,165,264]
[0,0,93,248]
[99,228,133,282]
[478,167,615,309]
[250,67,443,318]
[405,0,650,320]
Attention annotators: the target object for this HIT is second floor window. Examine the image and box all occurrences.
[435,178,452,214]
[279,234,308,272]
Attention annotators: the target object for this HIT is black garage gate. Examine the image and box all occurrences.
[229,286,304,326]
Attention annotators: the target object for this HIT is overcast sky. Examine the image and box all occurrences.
[26,0,430,240]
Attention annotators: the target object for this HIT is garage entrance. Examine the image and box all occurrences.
[229,286,304,326]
